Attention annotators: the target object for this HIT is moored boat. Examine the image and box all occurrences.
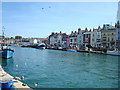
[0,43,14,59]
[1,26,14,59]
[37,43,46,49]
[67,49,77,52]
[2,48,14,59]
[106,51,120,56]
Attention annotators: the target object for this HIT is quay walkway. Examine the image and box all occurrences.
[0,65,32,89]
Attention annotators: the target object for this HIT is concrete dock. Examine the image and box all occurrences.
[0,65,32,89]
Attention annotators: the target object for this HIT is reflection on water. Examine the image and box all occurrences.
[0,58,14,66]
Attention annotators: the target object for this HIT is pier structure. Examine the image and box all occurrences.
[0,65,32,89]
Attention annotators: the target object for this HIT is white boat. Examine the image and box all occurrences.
[37,43,46,49]
[106,51,120,56]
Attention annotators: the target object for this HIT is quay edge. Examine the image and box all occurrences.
[0,65,32,90]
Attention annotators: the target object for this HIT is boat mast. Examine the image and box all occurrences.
[2,26,5,43]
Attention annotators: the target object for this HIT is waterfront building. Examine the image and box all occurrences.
[15,36,22,45]
[91,26,101,48]
[5,37,15,44]
[83,29,91,47]
[115,1,120,51]
[116,21,120,51]
[15,36,22,39]
[101,24,116,49]
[34,38,47,44]
[66,36,70,48]
[77,28,85,49]
[29,39,38,45]
[48,32,68,48]
[69,31,77,49]
[102,24,114,30]
[61,33,68,49]
[48,32,57,46]
[117,1,120,22]
[57,31,64,46]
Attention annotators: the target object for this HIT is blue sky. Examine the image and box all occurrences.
[2,2,118,38]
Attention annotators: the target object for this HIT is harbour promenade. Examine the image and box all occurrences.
[0,65,32,89]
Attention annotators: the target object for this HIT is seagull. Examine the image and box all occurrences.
[42,8,44,10]
[13,77,21,80]
[21,76,24,80]
[34,83,38,86]
[49,6,51,8]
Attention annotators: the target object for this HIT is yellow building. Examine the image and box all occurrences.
[101,28,116,49]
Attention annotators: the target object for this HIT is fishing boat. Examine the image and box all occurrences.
[37,43,46,49]
[0,43,14,59]
[0,26,14,59]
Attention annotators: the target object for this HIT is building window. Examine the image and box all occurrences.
[112,38,114,41]
[112,33,114,35]
[108,38,110,41]
[70,39,72,42]
[103,39,106,41]
[74,39,76,42]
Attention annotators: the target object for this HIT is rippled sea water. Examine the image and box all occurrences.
[0,46,119,88]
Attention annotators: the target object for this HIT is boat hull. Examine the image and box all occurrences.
[37,47,45,49]
[106,51,120,56]
[67,49,77,52]
[2,49,14,59]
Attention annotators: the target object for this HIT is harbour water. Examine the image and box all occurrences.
[0,46,119,88]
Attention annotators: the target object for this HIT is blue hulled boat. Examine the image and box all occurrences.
[0,43,14,59]
[67,49,77,52]
[1,26,14,59]
[2,48,14,59]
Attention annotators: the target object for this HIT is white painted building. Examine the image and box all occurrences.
[49,32,68,47]
[91,27,101,48]
[116,1,120,51]
[117,1,120,22]
[69,31,77,49]
[57,33,63,46]
[102,24,113,30]
[77,28,85,49]
[49,33,57,46]
[30,39,38,45]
